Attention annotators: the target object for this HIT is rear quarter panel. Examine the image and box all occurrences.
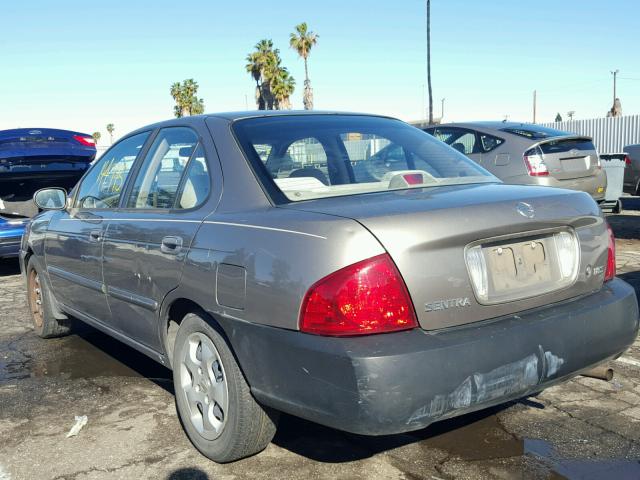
[174,208,385,330]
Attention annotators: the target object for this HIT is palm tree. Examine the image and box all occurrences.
[271,68,296,110]
[171,79,205,117]
[245,40,293,110]
[289,23,318,110]
[245,51,264,109]
[106,123,115,144]
[426,0,433,124]
[92,131,101,145]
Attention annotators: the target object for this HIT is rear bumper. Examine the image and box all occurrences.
[528,171,607,201]
[219,278,639,435]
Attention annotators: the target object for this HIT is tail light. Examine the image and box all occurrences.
[523,148,549,176]
[625,155,632,167]
[605,224,616,282]
[73,135,96,147]
[299,253,418,336]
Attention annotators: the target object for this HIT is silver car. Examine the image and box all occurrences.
[22,112,638,463]
[424,122,607,201]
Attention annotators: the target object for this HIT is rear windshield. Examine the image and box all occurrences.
[233,115,497,202]
[501,125,570,139]
[538,138,596,154]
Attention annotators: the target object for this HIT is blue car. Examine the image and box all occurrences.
[0,128,96,258]
[0,213,29,258]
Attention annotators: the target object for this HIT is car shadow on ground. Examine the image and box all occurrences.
[33,319,525,465]
[271,402,519,463]
[61,322,174,393]
[0,258,20,277]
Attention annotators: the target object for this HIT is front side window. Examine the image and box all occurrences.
[74,132,150,209]
[233,116,497,202]
[126,127,200,209]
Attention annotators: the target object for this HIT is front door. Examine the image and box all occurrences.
[102,127,212,350]
[45,132,151,324]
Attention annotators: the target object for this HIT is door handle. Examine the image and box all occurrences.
[89,229,102,242]
[161,236,183,254]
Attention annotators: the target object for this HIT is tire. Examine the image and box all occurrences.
[26,257,71,338]
[613,199,623,214]
[173,313,278,463]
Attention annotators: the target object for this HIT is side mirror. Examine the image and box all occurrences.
[34,188,67,210]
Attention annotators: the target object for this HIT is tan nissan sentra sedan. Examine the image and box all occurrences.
[22,112,638,462]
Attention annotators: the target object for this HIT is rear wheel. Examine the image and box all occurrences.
[173,313,278,462]
[27,257,70,338]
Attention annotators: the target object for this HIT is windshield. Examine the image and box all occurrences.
[233,115,498,202]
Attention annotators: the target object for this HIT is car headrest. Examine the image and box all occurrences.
[179,146,194,158]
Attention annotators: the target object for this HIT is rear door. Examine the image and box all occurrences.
[102,126,213,350]
[530,136,600,180]
[45,132,150,323]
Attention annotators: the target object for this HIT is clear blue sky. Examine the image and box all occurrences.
[2,0,639,141]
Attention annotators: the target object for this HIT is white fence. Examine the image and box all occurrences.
[539,115,640,154]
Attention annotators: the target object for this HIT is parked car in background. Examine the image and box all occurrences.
[623,144,640,196]
[0,128,96,257]
[23,112,638,463]
[0,207,29,258]
[423,122,607,202]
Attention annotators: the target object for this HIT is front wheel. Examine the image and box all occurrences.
[173,313,278,463]
[27,257,71,338]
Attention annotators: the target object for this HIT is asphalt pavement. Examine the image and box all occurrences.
[1,199,640,480]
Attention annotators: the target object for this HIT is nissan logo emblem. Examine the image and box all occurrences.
[516,202,535,219]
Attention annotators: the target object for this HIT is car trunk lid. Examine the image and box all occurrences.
[0,128,95,203]
[283,183,608,330]
[525,136,600,180]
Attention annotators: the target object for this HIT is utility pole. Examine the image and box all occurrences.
[533,90,537,123]
[611,69,619,105]
[441,98,445,121]
[426,0,433,124]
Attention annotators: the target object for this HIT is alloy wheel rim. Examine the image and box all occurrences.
[29,270,44,328]
[179,332,229,440]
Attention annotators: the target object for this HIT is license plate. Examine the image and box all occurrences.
[465,230,579,304]
[485,238,552,294]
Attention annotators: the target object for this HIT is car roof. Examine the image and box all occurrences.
[126,111,397,137]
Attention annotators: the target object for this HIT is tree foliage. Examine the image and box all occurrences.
[290,22,318,110]
[106,123,115,144]
[92,131,101,145]
[170,79,205,118]
[246,39,295,110]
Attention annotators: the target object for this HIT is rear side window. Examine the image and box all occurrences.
[478,133,504,153]
[75,132,149,209]
[126,127,205,209]
[177,145,211,209]
[233,115,497,203]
